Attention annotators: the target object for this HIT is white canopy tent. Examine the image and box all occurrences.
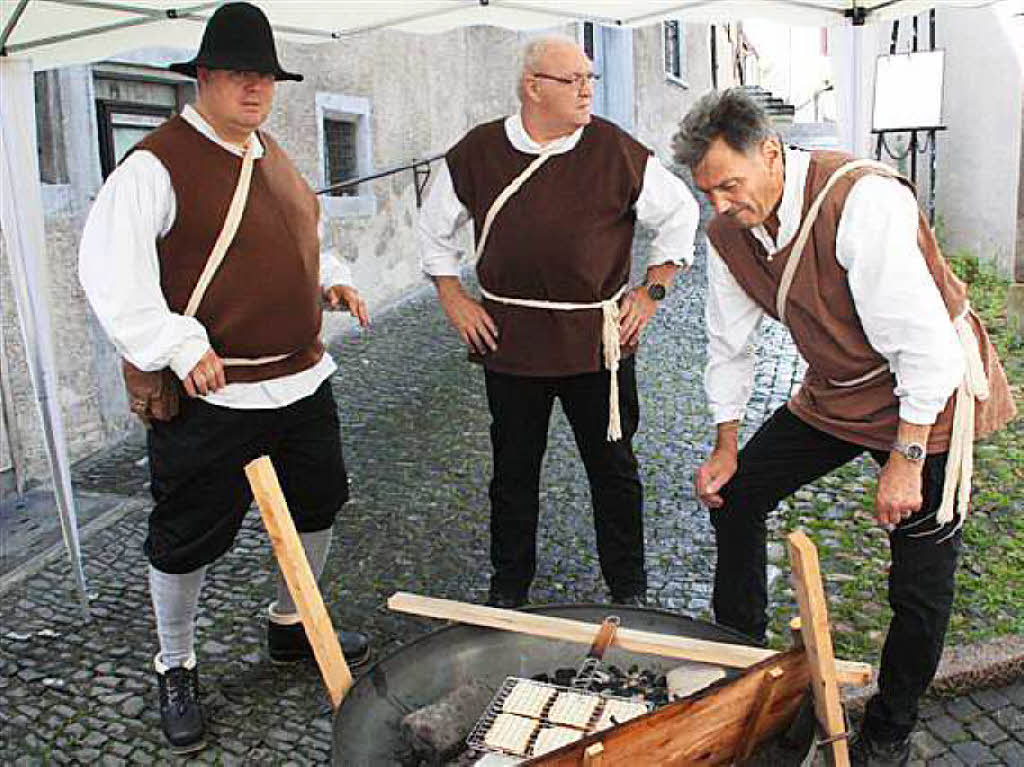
[0,0,1010,618]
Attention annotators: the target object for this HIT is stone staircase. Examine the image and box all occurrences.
[741,84,840,150]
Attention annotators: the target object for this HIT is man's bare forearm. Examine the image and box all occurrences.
[714,420,740,455]
[432,274,463,298]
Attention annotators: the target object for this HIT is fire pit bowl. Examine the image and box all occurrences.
[332,603,758,765]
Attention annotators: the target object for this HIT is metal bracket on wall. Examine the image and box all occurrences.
[413,160,434,208]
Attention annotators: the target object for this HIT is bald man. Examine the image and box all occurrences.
[418,36,700,608]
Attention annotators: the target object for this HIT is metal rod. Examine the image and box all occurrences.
[316,152,444,197]
[910,130,918,185]
[928,128,936,227]
[326,2,477,40]
[912,14,918,52]
[0,0,30,53]
[43,0,218,18]
[495,0,622,26]
[710,24,718,90]
[889,20,899,55]
[929,7,935,50]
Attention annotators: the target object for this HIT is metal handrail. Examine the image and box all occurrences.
[316,152,446,206]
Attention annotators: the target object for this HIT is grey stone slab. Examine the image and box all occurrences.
[951,740,1002,765]
[993,739,1024,767]
[948,697,984,723]
[929,715,971,745]
[913,730,949,760]
[971,688,1012,712]
[965,716,1008,746]
[994,706,1024,733]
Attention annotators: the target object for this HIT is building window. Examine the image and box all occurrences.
[93,65,194,178]
[582,21,596,60]
[663,20,688,87]
[324,118,359,197]
[316,92,374,217]
[96,103,172,177]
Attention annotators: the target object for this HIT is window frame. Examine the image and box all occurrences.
[315,92,375,218]
[662,19,689,89]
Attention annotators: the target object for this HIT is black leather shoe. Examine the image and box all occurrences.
[155,655,205,755]
[267,620,371,667]
[848,728,911,767]
[485,590,529,609]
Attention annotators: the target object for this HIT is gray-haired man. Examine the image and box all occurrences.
[419,36,700,608]
[677,88,1014,765]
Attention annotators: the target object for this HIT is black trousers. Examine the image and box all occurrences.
[145,381,349,574]
[484,355,645,601]
[712,405,961,741]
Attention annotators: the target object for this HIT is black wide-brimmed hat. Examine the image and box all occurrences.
[169,2,303,82]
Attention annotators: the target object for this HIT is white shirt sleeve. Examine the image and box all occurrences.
[78,150,210,379]
[837,175,964,424]
[634,158,700,267]
[704,242,764,423]
[417,161,471,277]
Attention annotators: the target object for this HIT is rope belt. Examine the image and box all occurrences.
[480,284,629,441]
[933,307,989,533]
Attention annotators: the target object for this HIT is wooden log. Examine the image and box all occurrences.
[387,592,871,686]
[787,531,850,767]
[527,649,812,766]
[734,666,785,764]
[245,456,352,710]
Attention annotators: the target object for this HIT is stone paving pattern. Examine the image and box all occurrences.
[1,247,1021,765]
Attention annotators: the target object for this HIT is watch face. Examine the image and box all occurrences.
[906,444,926,460]
[646,283,666,301]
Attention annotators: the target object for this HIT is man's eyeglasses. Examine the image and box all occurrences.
[531,72,601,89]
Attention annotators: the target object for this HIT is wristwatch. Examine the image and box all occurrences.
[644,282,667,301]
[891,440,926,461]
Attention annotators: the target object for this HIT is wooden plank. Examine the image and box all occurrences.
[245,456,352,710]
[787,531,850,767]
[734,666,785,764]
[582,743,604,766]
[528,649,812,766]
[387,592,871,686]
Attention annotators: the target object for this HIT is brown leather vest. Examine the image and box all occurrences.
[134,116,324,383]
[446,116,651,377]
[707,150,1015,451]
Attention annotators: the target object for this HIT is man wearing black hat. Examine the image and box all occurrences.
[79,2,370,754]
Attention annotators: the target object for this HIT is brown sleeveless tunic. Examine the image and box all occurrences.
[707,150,1015,452]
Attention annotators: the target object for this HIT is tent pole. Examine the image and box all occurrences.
[0,57,90,619]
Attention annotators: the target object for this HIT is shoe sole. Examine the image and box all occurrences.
[168,738,206,755]
[269,647,371,669]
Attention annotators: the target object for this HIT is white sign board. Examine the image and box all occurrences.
[872,50,945,131]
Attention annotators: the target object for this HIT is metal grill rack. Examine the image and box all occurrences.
[466,676,652,759]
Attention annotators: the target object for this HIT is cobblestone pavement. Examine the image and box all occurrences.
[1,249,1020,765]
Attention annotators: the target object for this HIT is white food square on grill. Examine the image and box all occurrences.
[484,713,537,755]
[547,691,601,728]
[501,680,556,718]
[595,699,649,731]
[532,725,584,756]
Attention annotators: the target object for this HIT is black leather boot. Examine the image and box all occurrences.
[849,727,911,767]
[155,654,205,754]
[267,619,371,667]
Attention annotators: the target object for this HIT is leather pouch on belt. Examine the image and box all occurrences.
[121,359,181,424]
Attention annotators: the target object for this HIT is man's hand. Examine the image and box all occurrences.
[695,421,740,508]
[695,448,738,508]
[323,285,369,327]
[434,276,498,354]
[875,454,924,527]
[183,348,226,398]
[619,287,658,347]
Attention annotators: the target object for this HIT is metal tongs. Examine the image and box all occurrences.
[571,615,621,691]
